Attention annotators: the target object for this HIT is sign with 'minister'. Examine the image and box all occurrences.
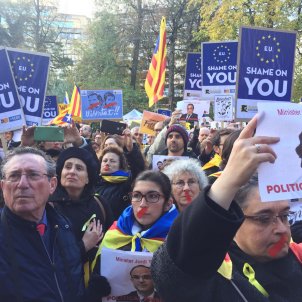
[236,26,297,120]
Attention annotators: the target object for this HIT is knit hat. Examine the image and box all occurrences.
[165,124,189,149]
[56,147,99,188]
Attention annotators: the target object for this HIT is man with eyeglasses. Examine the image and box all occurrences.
[151,116,302,302]
[179,103,199,129]
[0,147,104,301]
[116,265,161,302]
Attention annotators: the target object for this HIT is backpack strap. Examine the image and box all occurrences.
[93,195,106,223]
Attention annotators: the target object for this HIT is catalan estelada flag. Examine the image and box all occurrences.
[49,85,81,125]
[48,107,69,125]
[145,17,167,107]
[62,85,81,123]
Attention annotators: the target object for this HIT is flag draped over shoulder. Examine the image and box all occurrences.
[49,85,81,125]
[145,17,167,108]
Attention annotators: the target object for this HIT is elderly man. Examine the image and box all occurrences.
[188,126,210,156]
[0,147,109,301]
[151,116,302,302]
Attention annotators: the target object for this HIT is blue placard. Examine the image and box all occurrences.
[237,27,296,102]
[0,48,25,132]
[201,41,237,100]
[184,53,202,95]
[202,41,237,86]
[42,96,58,124]
[81,89,123,120]
[157,108,171,116]
[7,48,50,126]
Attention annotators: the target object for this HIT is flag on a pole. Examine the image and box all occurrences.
[63,91,69,104]
[62,85,81,123]
[145,17,167,107]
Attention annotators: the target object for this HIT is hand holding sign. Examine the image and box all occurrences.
[209,115,279,210]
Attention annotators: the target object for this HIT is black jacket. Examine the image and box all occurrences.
[0,205,85,302]
[151,189,302,302]
[51,188,114,262]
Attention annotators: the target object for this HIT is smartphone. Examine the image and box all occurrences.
[34,126,64,142]
[100,120,127,135]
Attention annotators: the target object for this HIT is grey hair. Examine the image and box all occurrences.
[1,147,56,178]
[234,174,259,210]
[162,158,208,190]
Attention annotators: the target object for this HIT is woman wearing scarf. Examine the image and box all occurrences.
[96,129,146,219]
[92,170,178,271]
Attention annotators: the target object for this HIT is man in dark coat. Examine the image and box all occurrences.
[0,147,109,301]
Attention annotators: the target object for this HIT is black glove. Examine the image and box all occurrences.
[86,274,111,301]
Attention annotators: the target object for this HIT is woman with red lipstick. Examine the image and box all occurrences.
[163,158,208,212]
[96,129,146,220]
[92,170,178,273]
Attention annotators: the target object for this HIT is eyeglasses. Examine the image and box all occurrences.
[3,171,50,183]
[172,179,198,189]
[131,275,152,281]
[129,191,163,203]
[244,212,294,226]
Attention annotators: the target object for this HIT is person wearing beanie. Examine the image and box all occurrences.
[157,124,197,159]
[49,146,114,298]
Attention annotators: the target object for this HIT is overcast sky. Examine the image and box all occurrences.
[57,0,95,17]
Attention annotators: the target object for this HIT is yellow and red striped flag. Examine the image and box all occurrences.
[145,17,167,107]
[49,85,81,125]
[63,85,81,123]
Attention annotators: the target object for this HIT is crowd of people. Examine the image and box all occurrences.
[0,112,301,302]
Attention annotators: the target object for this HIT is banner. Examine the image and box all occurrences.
[42,96,58,125]
[256,102,302,202]
[81,89,123,121]
[0,48,25,133]
[236,26,297,120]
[201,41,237,101]
[7,48,50,126]
[101,248,162,302]
[139,111,167,135]
[183,53,202,99]
[214,95,234,121]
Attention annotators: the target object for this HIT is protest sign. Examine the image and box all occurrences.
[7,48,50,126]
[214,95,234,121]
[176,100,210,120]
[0,48,25,133]
[81,89,123,121]
[156,108,171,116]
[201,41,237,101]
[42,96,58,125]
[183,53,202,99]
[139,111,167,135]
[101,248,162,302]
[236,27,297,120]
[256,102,302,202]
[152,155,189,171]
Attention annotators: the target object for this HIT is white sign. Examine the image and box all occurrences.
[256,101,302,202]
[101,248,162,302]
[214,95,233,121]
[152,155,189,171]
